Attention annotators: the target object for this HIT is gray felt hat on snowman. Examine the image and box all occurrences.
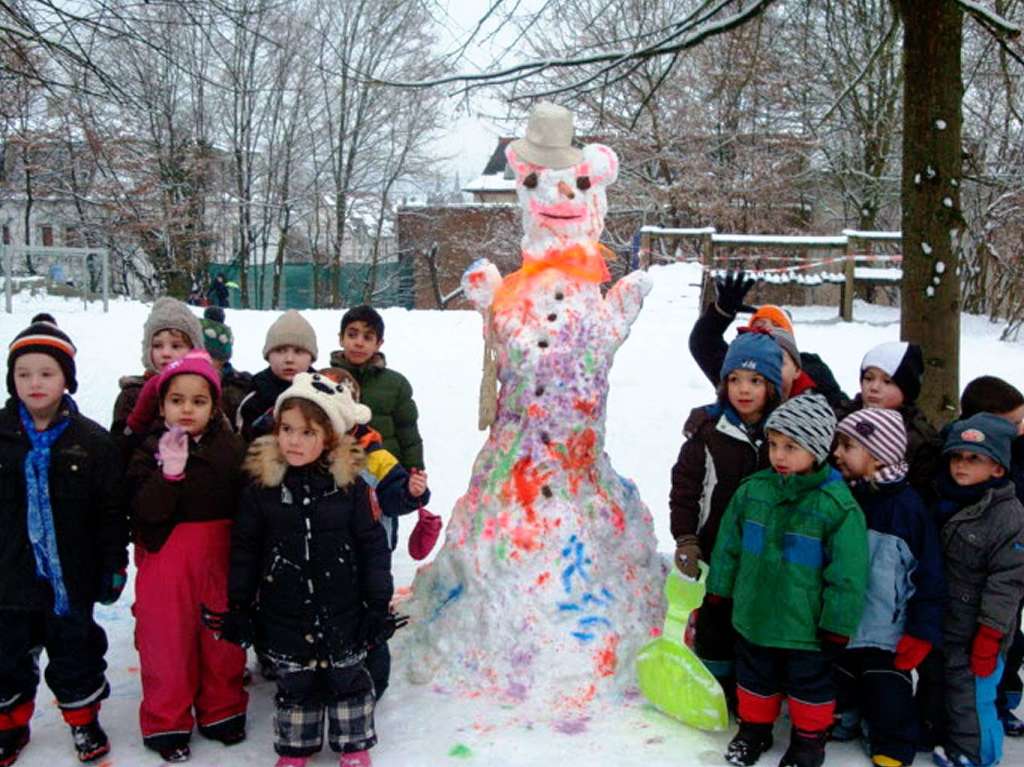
[274,371,371,436]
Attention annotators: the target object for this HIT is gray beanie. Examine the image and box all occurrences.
[765,392,837,464]
[768,327,800,367]
[263,310,318,361]
[142,297,204,373]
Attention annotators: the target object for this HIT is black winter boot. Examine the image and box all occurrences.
[199,713,246,746]
[0,727,29,767]
[778,728,827,767]
[726,722,774,766]
[159,744,191,763]
[70,721,110,763]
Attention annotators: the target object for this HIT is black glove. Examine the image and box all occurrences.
[714,270,757,316]
[201,603,255,648]
[358,607,410,649]
[96,569,127,606]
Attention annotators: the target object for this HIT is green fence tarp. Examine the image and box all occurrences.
[207,261,413,310]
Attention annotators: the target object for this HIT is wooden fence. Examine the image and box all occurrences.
[637,227,902,321]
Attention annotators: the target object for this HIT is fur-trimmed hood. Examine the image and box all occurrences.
[243,434,365,489]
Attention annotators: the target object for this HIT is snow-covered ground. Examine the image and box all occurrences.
[2,261,1022,766]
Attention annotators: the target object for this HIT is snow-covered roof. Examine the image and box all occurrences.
[463,173,517,193]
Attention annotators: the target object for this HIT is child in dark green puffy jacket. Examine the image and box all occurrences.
[709,393,868,767]
[328,306,424,471]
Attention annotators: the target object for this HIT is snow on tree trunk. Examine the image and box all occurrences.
[897,0,964,422]
[396,116,665,709]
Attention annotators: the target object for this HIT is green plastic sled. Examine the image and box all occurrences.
[636,562,728,731]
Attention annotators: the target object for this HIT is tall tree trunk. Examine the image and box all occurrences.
[897,0,964,424]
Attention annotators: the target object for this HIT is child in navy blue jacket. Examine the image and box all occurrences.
[832,408,945,767]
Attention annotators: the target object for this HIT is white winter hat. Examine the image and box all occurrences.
[274,371,371,437]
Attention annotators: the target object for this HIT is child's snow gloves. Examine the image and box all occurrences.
[357,607,410,650]
[971,624,1004,677]
[202,603,255,648]
[157,426,189,481]
[97,569,127,606]
[674,534,701,579]
[894,634,932,670]
[408,506,442,561]
[714,270,757,317]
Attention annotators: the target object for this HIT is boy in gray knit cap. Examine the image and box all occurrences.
[236,310,318,442]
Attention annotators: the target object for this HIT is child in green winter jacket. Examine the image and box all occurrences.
[709,393,869,767]
[328,306,424,471]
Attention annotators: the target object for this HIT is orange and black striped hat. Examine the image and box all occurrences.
[7,319,77,394]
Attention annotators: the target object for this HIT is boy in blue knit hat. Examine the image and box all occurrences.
[669,329,784,709]
[933,413,1024,767]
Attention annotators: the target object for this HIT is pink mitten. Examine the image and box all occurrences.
[408,507,442,560]
[126,375,162,434]
[157,426,189,480]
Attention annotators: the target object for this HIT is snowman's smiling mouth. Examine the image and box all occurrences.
[540,212,585,220]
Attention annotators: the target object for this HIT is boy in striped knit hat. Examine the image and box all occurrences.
[832,409,945,767]
[709,394,868,767]
[0,319,128,765]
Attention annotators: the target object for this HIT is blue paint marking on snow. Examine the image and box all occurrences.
[428,583,464,623]
[558,602,582,612]
[578,616,612,628]
[572,631,596,642]
[560,534,591,595]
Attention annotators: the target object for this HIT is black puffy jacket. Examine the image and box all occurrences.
[0,398,129,610]
[229,436,392,664]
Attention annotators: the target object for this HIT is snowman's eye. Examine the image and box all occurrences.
[523,172,538,189]
[576,176,591,191]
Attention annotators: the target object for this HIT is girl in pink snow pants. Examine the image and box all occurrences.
[126,350,248,762]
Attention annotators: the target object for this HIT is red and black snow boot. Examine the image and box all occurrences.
[70,721,110,763]
[778,727,828,767]
[726,722,774,766]
[0,727,30,767]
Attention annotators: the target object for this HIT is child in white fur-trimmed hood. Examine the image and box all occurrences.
[209,372,397,767]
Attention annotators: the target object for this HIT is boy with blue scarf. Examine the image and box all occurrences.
[0,319,128,766]
[932,413,1024,767]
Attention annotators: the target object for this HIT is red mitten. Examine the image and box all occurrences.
[894,634,932,670]
[970,624,1004,677]
[408,507,442,561]
[126,375,162,434]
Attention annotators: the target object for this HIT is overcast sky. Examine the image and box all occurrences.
[428,0,538,186]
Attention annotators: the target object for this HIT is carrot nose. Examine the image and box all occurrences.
[557,180,575,199]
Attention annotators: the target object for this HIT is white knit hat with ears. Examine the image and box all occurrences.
[274,372,371,437]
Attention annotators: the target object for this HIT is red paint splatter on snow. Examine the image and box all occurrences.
[610,503,625,534]
[527,403,546,419]
[649,626,662,638]
[550,428,598,494]
[536,571,551,586]
[573,398,597,417]
[595,634,619,677]
[467,271,486,286]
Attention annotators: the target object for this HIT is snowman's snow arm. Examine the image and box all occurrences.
[461,258,503,312]
[604,268,653,335]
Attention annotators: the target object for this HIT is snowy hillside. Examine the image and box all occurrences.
[2,262,1022,766]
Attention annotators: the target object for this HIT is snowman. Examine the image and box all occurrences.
[398,103,665,708]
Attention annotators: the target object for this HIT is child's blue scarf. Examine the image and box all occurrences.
[18,396,76,615]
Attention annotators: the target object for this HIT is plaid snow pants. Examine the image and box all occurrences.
[273,658,376,757]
